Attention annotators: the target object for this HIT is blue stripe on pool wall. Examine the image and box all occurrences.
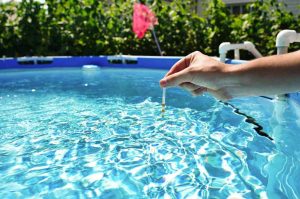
[0,56,107,69]
[0,56,247,70]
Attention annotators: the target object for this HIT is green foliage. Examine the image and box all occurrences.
[0,0,299,57]
[204,0,233,55]
[151,0,208,55]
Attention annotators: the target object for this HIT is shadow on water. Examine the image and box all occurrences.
[223,102,274,141]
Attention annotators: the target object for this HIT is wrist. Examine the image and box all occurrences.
[222,63,246,86]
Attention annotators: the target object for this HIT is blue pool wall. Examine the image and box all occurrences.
[0,55,246,70]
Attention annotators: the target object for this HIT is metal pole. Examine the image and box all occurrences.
[151,28,163,56]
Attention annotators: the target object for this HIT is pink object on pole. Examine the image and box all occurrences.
[132,3,158,39]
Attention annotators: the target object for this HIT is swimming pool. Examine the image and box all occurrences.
[0,62,299,198]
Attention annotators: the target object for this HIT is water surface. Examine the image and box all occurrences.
[0,68,299,198]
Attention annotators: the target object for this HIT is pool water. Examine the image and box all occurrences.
[0,68,299,199]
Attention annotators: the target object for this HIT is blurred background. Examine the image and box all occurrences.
[0,0,299,58]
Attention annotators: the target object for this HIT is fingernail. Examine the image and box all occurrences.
[160,79,167,87]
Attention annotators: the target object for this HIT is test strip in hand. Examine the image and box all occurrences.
[162,88,166,113]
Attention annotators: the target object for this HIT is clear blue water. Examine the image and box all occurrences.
[0,68,299,199]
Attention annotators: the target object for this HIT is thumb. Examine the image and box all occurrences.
[160,68,191,87]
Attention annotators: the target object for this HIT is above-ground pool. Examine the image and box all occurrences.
[0,67,299,199]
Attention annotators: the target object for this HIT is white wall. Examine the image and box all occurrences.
[197,0,300,15]
[278,0,300,15]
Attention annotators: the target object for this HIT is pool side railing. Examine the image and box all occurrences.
[219,41,262,62]
[276,30,300,98]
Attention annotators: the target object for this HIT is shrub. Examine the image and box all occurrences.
[0,0,299,57]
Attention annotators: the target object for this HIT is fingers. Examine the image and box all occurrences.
[179,82,200,91]
[160,67,191,87]
[181,84,232,101]
[161,78,232,101]
[189,87,232,101]
[160,51,203,87]
[191,87,207,96]
[179,82,207,96]
[165,51,201,77]
[209,89,232,101]
[164,56,189,77]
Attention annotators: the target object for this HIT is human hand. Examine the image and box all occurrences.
[160,51,300,99]
[159,51,236,100]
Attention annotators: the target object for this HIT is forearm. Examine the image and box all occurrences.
[229,51,300,96]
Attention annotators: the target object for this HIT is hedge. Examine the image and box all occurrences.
[0,0,299,58]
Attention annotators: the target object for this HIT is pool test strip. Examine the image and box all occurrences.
[162,88,166,114]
